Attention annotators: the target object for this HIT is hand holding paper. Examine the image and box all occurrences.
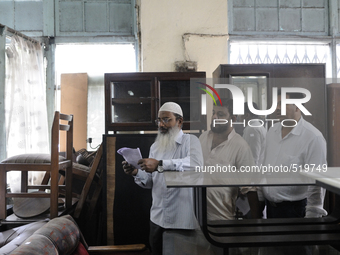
[117,147,142,169]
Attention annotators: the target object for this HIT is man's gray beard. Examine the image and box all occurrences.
[154,126,180,154]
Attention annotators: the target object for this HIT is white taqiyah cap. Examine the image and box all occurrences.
[159,102,183,117]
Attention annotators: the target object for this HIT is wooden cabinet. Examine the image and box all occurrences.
[213,64,327,139]
[104,134,155,245]
[327,84,340,167]
[104,72,206,133]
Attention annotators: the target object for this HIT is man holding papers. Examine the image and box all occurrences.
[122,102,203,255]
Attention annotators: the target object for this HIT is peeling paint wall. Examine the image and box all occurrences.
[139,0,229,77]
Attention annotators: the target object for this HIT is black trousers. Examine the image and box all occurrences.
[266,198,307,218]
[264,198,312,255]
[149,221,165,255]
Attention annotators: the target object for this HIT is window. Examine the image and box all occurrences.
[55,44,136,150]
[229,42,332,77]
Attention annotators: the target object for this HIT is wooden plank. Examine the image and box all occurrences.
[73,144,103,218]
[0,27,6,161]
[88,244,146,253]
[106,137,116,244]
[60,73,88,151]
[0,161,71,171]
[0,165,7,219]
[7,193,50,198]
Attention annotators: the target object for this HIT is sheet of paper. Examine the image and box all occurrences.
[117,147,142,169]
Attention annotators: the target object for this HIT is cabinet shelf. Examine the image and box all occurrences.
[111,98,153,105]
[160,97,199,102]
[105,72,206,133]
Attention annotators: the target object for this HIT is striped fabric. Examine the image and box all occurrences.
[10,215,81,255]
[1,154,66,164]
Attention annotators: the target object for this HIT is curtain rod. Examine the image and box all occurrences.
[0,23,41,45]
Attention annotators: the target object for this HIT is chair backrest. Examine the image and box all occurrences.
[51,112,74,211]
[52,111,73,162]
[73,143,104,219]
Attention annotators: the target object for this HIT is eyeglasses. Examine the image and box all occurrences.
[155,118,172,125]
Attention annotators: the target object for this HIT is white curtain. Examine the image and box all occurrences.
[5,35,49,191]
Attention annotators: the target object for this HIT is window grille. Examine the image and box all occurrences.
[230,43,331,77]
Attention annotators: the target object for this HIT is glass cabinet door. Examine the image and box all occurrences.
[159,80,201,123]
[105,73,157,133]
[105,72,206,133]
[111,80,153,123]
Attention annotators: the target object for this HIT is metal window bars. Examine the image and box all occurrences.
[230,43,329,66]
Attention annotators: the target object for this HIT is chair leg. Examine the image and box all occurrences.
[50,169,58,219]
[73,144,103,219]
[65,166,72,209]
[41,172,50,185]
[21,171,28,193]
[39,172,50,192]
[86,179,103,219]
[58,175,65,185]
[0,167,7,219]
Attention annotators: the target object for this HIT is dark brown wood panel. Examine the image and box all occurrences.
[104,134,155,247]
[327,84,340,167]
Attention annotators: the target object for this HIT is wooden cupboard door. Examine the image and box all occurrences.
[60,73,88,151]
[105,134,154,246]
[327,84,340,167]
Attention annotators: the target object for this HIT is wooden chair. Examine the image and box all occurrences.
[73,143,104,219]
[0,111,73,220]
[58,143,104,219]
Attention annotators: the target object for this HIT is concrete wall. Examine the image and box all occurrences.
[139,0,229,77]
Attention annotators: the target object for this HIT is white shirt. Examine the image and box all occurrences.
[242,121,266,166]
[134,130,203,229]
[259,117,327,218]
[199,129,255,221]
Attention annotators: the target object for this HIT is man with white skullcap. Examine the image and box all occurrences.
[123,102,203,255]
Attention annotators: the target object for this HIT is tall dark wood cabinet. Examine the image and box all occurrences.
[104,134,156,246]
[326,84,340,214]
[213,64,327,139]
[327,84,340,167]
[104,72,206,133]
[103,72,206,246]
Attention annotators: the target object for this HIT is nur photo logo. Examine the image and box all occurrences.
[198,82,312,128]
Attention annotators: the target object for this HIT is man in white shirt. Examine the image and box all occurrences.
[238,102,266,166]
[123,102,203,255]
[259,90,327,219]
[199,99,256,221]
[258,90,327,255]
